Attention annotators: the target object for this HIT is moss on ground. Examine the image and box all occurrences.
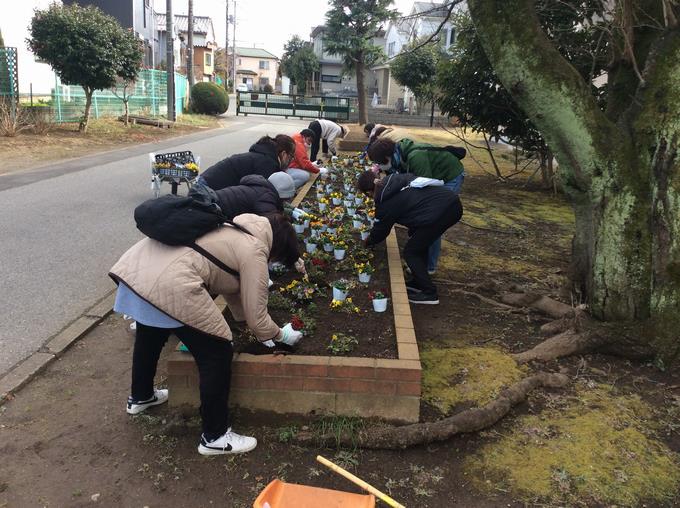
[421,346,526,413]
[466,384,680,506]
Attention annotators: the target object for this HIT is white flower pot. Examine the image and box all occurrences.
[347,193,356,200]
[323,243,334,252]
[358,272,371,283]
[347,208,356,216]
[294,224,305,233]
[316,193,325,201]
[332,198,342,206]
[343,200,353,208]
[318,203,327,212]
[354,197,363,206]
[372,298,388,312]
[360,231,370,241]
[305,242,318,253]
[332,287,348,301]
[326,184,333,192]
[344,158,352,165]
[320,224,328,233]
[331,156,339,163]
[304,219,310,228]
[344,184,352,192]
[331,173,338,181]
[334,248,346,260]
[353,220,363,229]
[310,229,320,238]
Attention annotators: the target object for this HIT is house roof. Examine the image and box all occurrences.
[236,69,258,76]
[411,2,451,17]
[155,13,213,35]
[236,47,279,60]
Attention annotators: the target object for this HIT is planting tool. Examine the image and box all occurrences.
[316,455,405,508]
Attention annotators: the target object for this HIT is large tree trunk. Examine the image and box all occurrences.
[356,57,368,125]
[467,0,680,359]
[80,88,93,133]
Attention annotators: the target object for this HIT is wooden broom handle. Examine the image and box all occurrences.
[316,455,406,508]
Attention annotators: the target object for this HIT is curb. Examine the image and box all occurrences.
[0,290,116,405]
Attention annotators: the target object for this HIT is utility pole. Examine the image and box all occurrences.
[225,0,229,90]
[166,0,176,121]
[187,0,194,88]
[232,0,236,93]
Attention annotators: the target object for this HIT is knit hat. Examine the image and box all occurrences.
[268,171,296,199]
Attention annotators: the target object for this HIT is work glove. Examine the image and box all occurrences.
[291,208,308,221]
[318,167,329,176]
[278,323,303,346]
[294,258,306,274]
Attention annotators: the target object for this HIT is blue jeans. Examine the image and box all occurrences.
[427,173,464,272]
[286,168,311,188]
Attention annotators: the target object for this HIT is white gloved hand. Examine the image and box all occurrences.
[318,167,329,176]
[294,258,306,274]
[268,278,274,288]
[291,207,308,221]
[278,323,303,346]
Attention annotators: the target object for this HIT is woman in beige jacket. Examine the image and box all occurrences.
[109,213,303,456]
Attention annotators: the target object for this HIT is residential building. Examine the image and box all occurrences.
[372,1,463,110]
[1,0,60,94]
[307,26,385,97]
[62,0,157,68]
[155,13,217,82]
[233,47,279,92]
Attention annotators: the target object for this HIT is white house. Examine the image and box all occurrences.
[1,0,61,94]
[371,1,464,111]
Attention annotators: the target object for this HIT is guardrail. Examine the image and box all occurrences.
[236,92,349,120]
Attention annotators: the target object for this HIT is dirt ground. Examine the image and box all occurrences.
[1,127,679,507]
[0,115,222,174]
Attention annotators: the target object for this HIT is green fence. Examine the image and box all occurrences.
[0,48,19,120]
[236,92,350,120]
[50,69,188,123]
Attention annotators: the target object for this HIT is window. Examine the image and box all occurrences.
[259,60,270,70]
[448,27,456,46]
[238,58,242,65]
[205,53,212,66]
[321,74,342,83]
[387,42,395,57]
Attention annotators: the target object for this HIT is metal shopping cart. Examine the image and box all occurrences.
[149,151,200,197]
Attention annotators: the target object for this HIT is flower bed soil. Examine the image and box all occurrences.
[228,165,398,359]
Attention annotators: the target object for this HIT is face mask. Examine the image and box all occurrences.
[304,141,312,149]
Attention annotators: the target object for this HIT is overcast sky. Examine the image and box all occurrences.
[165,0,417,57]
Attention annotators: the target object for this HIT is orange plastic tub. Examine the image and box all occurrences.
[253,479,376,508]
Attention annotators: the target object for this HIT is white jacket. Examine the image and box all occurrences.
[318,119,345,155]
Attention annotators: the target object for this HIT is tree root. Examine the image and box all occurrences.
[499,292,577,319]
[292,372,569,450]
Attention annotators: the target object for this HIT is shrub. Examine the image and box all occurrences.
[190,82,229,115]
[263,83,274,93]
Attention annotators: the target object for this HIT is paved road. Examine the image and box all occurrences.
[0,114,309,378]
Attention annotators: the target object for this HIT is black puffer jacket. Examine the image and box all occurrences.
[367,173,463,246]
[214,175,283,219]
[200,142,281,190]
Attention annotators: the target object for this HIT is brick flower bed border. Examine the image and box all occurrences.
[167,174,422,423]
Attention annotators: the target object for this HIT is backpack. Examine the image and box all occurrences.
[134,184,251,277]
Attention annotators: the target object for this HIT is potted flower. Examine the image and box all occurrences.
[318,197,329,212]
[293,217,306,234]
[309,219,323,238]
[305,239,318,253]
[333,239,348,260]
[330,171,338,182]
[354,195,364,206]
[343,198,353,208]
[368,290,389,312]
[330,192,343,206]
[346,205,357,216]
[359,224,371,241]
[352,217,364,230]
[355,262,374,283]
[321,233,335,252]
[343,182,352,192]
[331,278,354,301]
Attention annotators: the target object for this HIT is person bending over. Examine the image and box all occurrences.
[110,213,304,455]
[358,171,462,305]
[307,119,347,161]
[199,134,296,190]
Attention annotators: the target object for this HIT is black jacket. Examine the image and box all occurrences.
[367,173,463,246]
[214,175,283,219]
[200,142,281,190]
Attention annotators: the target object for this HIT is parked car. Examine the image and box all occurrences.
[236,83,249,93]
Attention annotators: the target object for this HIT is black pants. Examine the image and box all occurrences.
[308,120,329,161]
[131,323,233,441]
[403,205,460,296]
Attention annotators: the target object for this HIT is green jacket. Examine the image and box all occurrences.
[398,139,464,182]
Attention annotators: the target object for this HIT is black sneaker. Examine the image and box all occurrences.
[405,279,422,293]
[408,292,439,305]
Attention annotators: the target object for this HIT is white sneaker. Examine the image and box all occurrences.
[198,428,257,455]
[126,389,168,415]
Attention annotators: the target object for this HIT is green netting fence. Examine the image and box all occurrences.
[0,48,19,121]
[48,69,188,123]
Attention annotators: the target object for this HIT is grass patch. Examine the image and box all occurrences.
[175,113,222,128]
[466,384,680,506]
[421,346,525,413]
